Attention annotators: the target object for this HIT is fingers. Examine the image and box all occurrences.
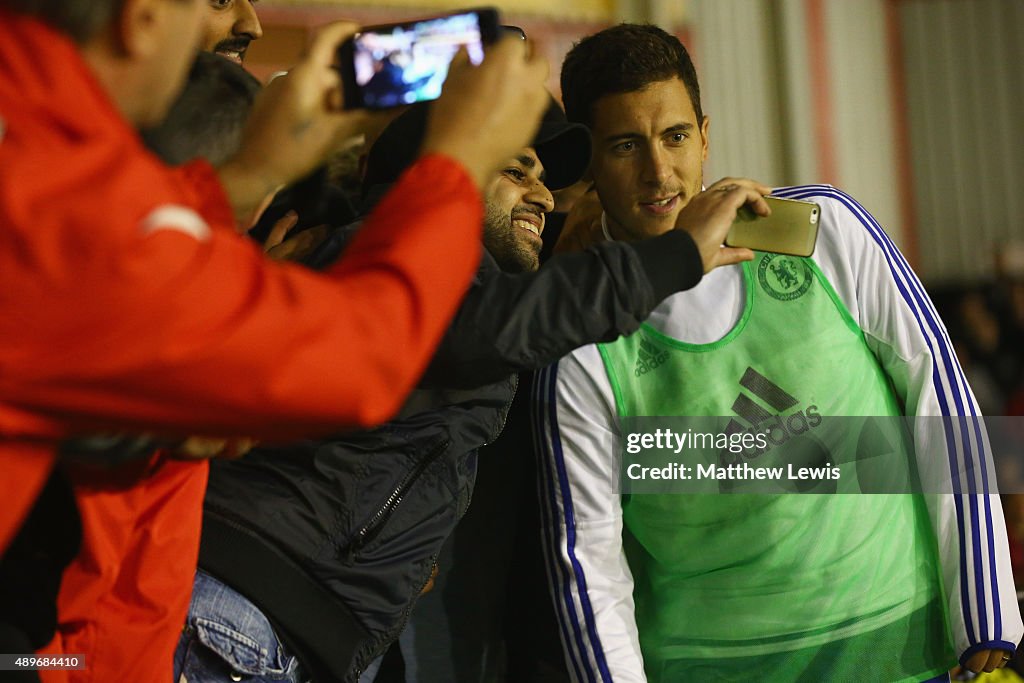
[174,436,255,460]
[487,33,529,60]
[267,224,332,262]
[422,32,550,188]
[713,246,756,268]
[524,42,549,84]
[717,186,770,217]
[264,211,298,253]
[739,188,770,217]
[300,22,360,113]
[518,39,550,92]
[964,648,1011,674]
[305,21,360,67]
[523,37,537,60]
[706,177,773,196]
[708,178,770,211]
[706,177,773,216]
[673,181,768,234]
[222,438,257,460]
[325,83,346,112]
[984,648,1012,672]
[177,437,228,459]
[484,34,548,91]
[671,177,775,274]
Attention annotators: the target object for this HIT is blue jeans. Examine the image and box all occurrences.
[174,570,308,683]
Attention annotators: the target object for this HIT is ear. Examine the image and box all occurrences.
[115,0,168,59]
[699,114,711,162]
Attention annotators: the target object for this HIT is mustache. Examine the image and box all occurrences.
[510,207,544,222]
[213,37,252,54]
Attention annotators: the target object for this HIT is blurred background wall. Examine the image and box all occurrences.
[248,0,1023,287]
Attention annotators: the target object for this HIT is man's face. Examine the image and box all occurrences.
[588,77,709,241]
[201,0,263,64]
[482,148,555,273]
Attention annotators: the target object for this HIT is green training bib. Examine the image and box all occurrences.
[598,254,954,682]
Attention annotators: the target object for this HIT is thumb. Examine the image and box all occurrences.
[707,246,755,272]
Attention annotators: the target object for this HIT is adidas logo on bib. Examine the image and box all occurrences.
[634,338,669,377]
[722,367,823,460]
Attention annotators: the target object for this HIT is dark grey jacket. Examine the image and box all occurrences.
[199,221,703,681]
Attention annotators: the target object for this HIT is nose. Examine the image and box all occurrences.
[233,0,263,40]
[525,178,555,214]
[640,144,673,187]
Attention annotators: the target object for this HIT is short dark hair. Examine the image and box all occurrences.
[560,23,703,128]
[0,0,122,43]
[141,52,261,167]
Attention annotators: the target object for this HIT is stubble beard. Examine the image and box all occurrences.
[483,202,540,273]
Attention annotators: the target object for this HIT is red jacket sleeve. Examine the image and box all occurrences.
[0,155,482,440]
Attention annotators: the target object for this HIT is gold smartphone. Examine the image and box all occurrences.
[725,196,820,257]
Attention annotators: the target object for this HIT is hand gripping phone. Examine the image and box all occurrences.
[725,196,821,257]
[338,8,500,110]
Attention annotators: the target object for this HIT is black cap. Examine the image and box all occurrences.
[362,98,591,196]
[531,99,592,191]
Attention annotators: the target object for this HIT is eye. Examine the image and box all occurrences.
[667,132,687,144]
[211,0,232,8]
[503,168,526,182]
[612,141,636,155]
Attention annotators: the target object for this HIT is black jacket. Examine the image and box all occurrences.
[199,222,703,681]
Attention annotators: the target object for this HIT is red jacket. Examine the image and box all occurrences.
[40,458,208,683]
[0,11,483,682]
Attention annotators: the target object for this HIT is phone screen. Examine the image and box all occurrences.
[351,11,488,109]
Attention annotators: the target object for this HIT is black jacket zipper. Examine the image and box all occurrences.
[481,374,518,448]
[345,438,451,560]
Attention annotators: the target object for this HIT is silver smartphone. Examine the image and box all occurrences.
[725,196,820,258]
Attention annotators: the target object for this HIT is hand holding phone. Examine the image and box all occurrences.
[726,196,820,257]
[338,9,500,110]
[220,21,390,220]
[673,179,773,273]
[419,31,550,189]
